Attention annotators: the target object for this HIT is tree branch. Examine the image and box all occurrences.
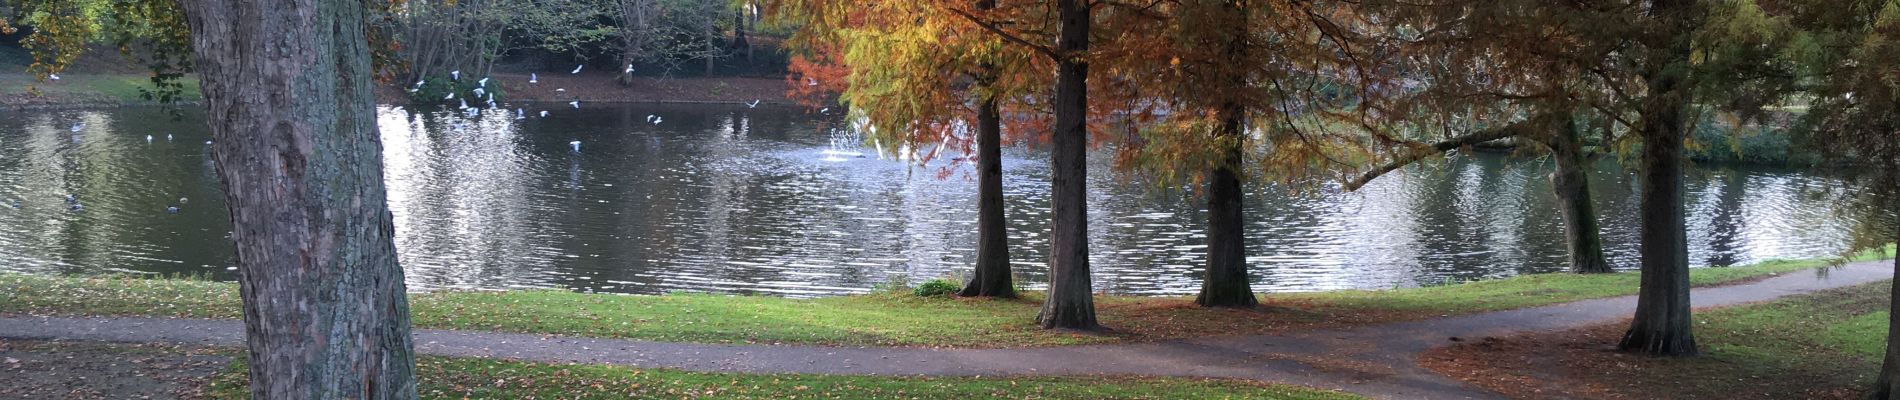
[947,7,1058,59]
[1342,122,1529,191]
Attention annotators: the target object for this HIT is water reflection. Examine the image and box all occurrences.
[0,105,1869,296]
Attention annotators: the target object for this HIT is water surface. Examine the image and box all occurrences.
[0,105,1864,296]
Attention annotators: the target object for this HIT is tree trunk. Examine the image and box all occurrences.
[960,0,1015,299]
[178,0,418,398]
[1619,0,1697,356]
[1873,226,1900,399]
[1197,103,1257,308]
[1545,118,1612,274]
[1038,0,1099,330]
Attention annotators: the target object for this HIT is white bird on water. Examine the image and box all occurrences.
[555,88,566,92]
[540,110,549,118]
[746,100,760,108]
[145,135,153,143]
[529,73,539,84]
[571,65,583,74]
[569,140,582,152]
[165,134,173,141]
[451,70,461,81]
[48,74,60,81]
[569,101,580,109]
[70,123,83,132]
[646,115,657,123]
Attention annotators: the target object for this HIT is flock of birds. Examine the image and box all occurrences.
[409,64,772,154]
[28,122,199,215]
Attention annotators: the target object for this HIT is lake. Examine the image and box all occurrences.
[0,104,1865,297]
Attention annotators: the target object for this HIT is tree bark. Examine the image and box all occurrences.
[1871,229,1900,399]
[1197,101,1257,308]
[1038,0,1099,330]
[178,0,418,398]
[1544,119,1613,274]
[960,0,1015,299]
[1619,0,1698,356]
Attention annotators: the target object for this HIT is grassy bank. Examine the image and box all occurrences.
[1,250,1886,348]
[0,73,203,108]
[1422,278,1894,399]
[0,339,1354,399]
[196,356,1356,399]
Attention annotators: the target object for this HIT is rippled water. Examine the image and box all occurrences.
[0,105,1867,296]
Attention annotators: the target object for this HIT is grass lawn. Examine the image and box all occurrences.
[1,250,1887,347]
[0,72,201,106]
[194,356,1359,399]
[0,339,1356,399]
[1422,277,1895,399]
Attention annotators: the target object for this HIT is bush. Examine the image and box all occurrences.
[912,279,960,297]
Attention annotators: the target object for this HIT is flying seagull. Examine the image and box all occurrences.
[746,100,760,108]
[569,101,580,109]
[624,64,634,74]
[451,70,461,81]
[478,77,489,87]
[516,108,526,120]
[571,65,583,74]
[472,88,485,98]
[70,123,83,132]
[443,92,455,100]
[569,140,582,152]
[145,135,153,143]
[540,110,549,118]
[48,74,60,81]
[806,77,817,86]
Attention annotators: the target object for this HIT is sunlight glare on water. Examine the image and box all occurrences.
[0,105,1868,297]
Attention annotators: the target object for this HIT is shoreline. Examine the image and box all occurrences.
[2,73,809,110]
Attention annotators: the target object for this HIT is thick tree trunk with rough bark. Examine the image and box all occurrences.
[178,0,418,398]
[1620,0,1698,356]
[1197,104,1257,308]
[961,37,1015,298]
[1038,0,1099,330]
[1544,121,1612,274]
[1873,234,1900,399]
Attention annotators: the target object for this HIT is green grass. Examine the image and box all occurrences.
[1,249,1887,347]
[1603,278,1896,398]
[1282,248,1891,316]
[0,73,202,105]
[202,356,1359,400]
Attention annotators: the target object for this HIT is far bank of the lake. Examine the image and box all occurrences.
[0,72,800,110]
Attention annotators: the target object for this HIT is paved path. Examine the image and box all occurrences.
[1,261,1890,399]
